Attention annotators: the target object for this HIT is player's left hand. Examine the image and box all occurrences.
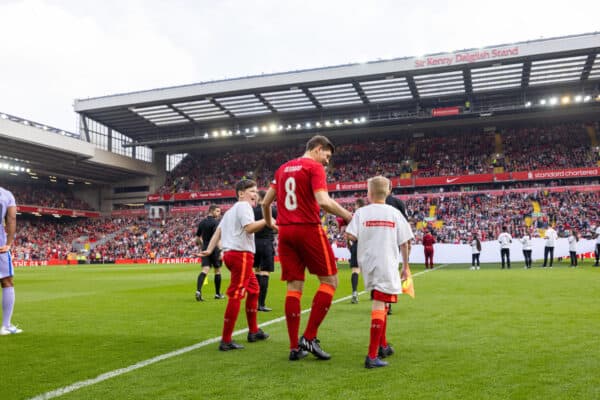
[400,266,409,281]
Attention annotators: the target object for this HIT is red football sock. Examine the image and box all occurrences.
[245,292,259,334]
[380,305,389,347]
[369,309,387,359]
[285,291,302,349]
[303,283,335,340]
[221,297,241,343]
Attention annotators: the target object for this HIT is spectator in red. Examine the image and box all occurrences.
[422,228,435,269]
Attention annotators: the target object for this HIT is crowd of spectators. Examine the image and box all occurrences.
[327,188,599,248]
[12,217,142,261]
[500,123,598,171]
[3,183,93,210]
[158,122,599,194]
[9,186,600,261]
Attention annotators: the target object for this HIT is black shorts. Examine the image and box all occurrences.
[201,248,222,268]
[254,238,275,272]
[349,242,358,268]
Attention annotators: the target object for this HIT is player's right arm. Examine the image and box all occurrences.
[199,227,221,257]
[262,187,277,229]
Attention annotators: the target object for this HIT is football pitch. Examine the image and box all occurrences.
[3,260,599,400]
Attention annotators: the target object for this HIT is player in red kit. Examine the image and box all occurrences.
[422,229,435,269]
[262,135,352,361]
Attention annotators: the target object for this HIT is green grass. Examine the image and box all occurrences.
[3,260,600,399]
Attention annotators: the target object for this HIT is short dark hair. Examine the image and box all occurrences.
[208,204,219,213]
[257,189,266,200]
[355,198,365,208]
[235,179,257,197]
[306,135,335,154]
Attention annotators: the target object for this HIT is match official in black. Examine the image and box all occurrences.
[195,204,224,301]
[253,190,277,312]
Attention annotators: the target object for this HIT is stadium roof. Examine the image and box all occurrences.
[0,113,156,184]
[75,32,600,150]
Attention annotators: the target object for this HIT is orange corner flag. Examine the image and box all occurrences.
[402,265,415,298]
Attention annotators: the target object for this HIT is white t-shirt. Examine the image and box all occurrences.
[568,235,577,252]
[346,203,414,295]
[218,201,256,253]
[544,227,557,247]
[520,235,532,251]
[471,239,480,254]
[498,232,512,249]
[595,226,600,244]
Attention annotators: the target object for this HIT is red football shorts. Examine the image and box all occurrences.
[222,251,259,299]
[371,290,398,303]
[278,224,337,281]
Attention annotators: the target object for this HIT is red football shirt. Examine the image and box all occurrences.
[423,233,435,247]
[271,157,327,225]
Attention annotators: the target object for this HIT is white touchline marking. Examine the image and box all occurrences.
[30,265,443,399]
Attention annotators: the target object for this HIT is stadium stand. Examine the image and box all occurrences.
[157,122,599,194]
[10,185,599,261]
[3,183,93,210]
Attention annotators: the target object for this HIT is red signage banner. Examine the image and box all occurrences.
[17,205,100,218]
[13,259,75,267]
[512,167,600,181]
[415,173,494,187]
[432,106,460,117]
[328,181,368,192]
[115,257,202,264]
[148,190,236,202]
[110,209,148,217]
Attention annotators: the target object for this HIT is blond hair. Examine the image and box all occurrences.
[367,176,390,200]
